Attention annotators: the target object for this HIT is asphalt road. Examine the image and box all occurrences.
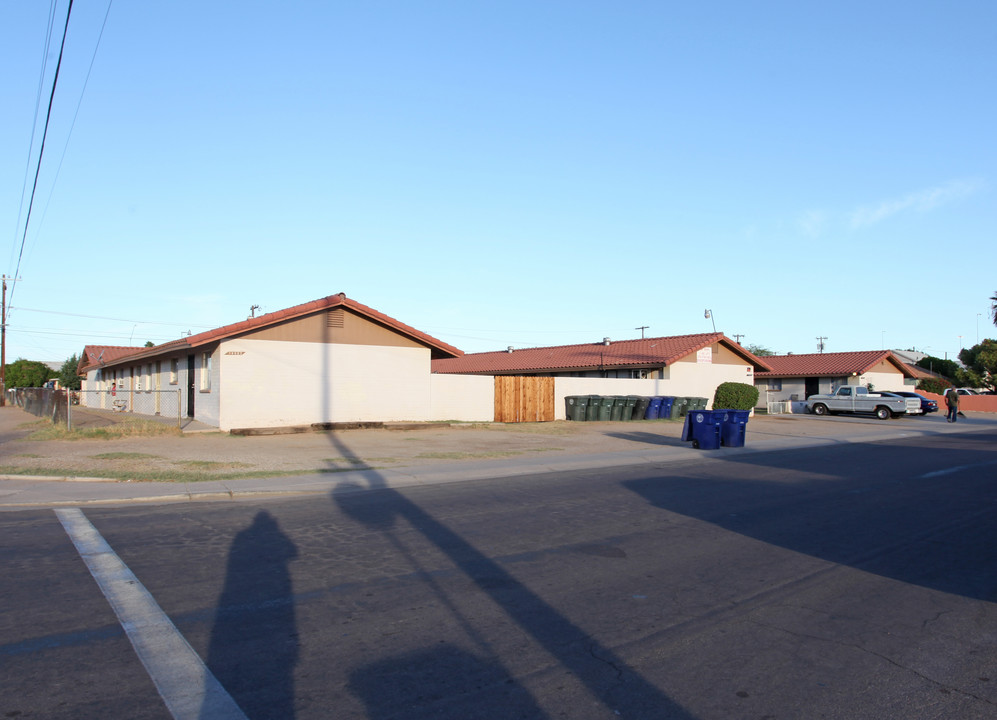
[2,429,996,719]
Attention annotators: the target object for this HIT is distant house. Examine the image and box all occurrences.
[755,350,919,407]
[433,333,770,408]
[78,294,466,431]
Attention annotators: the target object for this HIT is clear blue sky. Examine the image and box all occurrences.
[3,1,994,367]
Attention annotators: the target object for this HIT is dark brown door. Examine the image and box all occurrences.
[187,355,195,417]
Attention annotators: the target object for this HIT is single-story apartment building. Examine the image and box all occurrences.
[754,350,919,411]
[77,293,496,431]
[433,333,771,414]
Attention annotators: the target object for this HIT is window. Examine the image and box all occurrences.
[200,352,212,391]
[170,359,178,385]
[767,379,782,391]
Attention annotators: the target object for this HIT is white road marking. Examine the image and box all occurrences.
[55,507,248,720]
[920,459,997,479]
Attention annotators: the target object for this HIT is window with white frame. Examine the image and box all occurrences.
[170,358,178,385]
[200,352,211,391]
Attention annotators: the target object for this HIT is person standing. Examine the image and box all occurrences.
[945,388,959,422]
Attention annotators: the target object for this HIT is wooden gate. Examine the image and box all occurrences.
[494,376,555,422]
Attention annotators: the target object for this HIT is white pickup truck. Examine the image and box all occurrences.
[806,386,920,420]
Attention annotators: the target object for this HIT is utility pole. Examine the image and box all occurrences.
[733,333,744,344]
[1,276,7,407]
[635,325,649,339]
[817,336,827,353]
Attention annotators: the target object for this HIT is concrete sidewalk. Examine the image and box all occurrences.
[1,405,993,509]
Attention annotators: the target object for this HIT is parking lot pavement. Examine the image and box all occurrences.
[1,405,994,508]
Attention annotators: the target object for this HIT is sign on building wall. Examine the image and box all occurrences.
[697,347,713,363]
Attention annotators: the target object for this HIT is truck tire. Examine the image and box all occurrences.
[812,403,828,416]
[875,406,891,420]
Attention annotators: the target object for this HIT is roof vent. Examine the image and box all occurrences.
[507,346,514,353]
[603,337,611,346]
[327,309,345,328]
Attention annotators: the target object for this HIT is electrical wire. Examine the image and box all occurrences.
[9,0,75,312]
[32,1,115,259]
[9,0,58,274]
[11,305,213,329]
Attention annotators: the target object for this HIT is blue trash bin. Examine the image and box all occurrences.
[720,409,750,447]
[645,397,663,419]
[660,397,675,419]
[682,409,724,449]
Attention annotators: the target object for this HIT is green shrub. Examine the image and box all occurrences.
[916,377,952,395]
[712,382,759,410]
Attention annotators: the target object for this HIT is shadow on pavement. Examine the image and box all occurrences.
[624,430,997,602]
[204,510,299,719]
[605,430,686,447]
[326,432,694,719]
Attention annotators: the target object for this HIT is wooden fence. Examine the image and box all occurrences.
[494,376,555,422]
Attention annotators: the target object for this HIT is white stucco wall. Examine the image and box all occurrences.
[553,358,755,419]
[855,371,906,392]
[429,374,494,421]
[218,338,432,430]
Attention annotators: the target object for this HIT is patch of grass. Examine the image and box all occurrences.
[28,421,182,441]
[90,452,162,460]
[482,422,580,436]
[0,465,312,483]
[12,453,43,458]
[416,451,522,460]
[177,460,252,469]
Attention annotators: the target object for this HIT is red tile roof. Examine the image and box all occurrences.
[77,345,147,374]
[755,350,916,378]
[78,294,462,372]
[432,333,770,374]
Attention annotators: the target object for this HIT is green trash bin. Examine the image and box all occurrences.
[610,396,627,421]
[564,395,588,421]
[597,396,615,421]
[675,397,692,417]
[692,397,708,411]
[633,396,651,420]
[621,395,639,422]
[585,395,602,421]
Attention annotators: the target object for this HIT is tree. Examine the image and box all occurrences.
[3,358,53,388]
[144,341,154,348]
[58,354,82,391]
[915,355,959,379]
[991,290,997,326]
[746,344,776,357]
[958,339,997,392]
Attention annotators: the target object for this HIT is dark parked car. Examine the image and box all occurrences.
[889,390,938,414]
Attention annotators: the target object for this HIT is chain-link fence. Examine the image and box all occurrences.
[9,388,183,430]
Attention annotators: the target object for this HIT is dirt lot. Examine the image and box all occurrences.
[1,405,979,483]
[0,405,696,480]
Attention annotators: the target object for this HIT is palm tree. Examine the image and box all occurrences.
[992,290,997,326]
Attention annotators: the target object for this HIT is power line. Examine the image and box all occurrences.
[11,305,213,329]
[10,0,75,311]
[32,1,115,258]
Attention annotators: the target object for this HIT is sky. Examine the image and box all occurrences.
[2,1,995,369]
